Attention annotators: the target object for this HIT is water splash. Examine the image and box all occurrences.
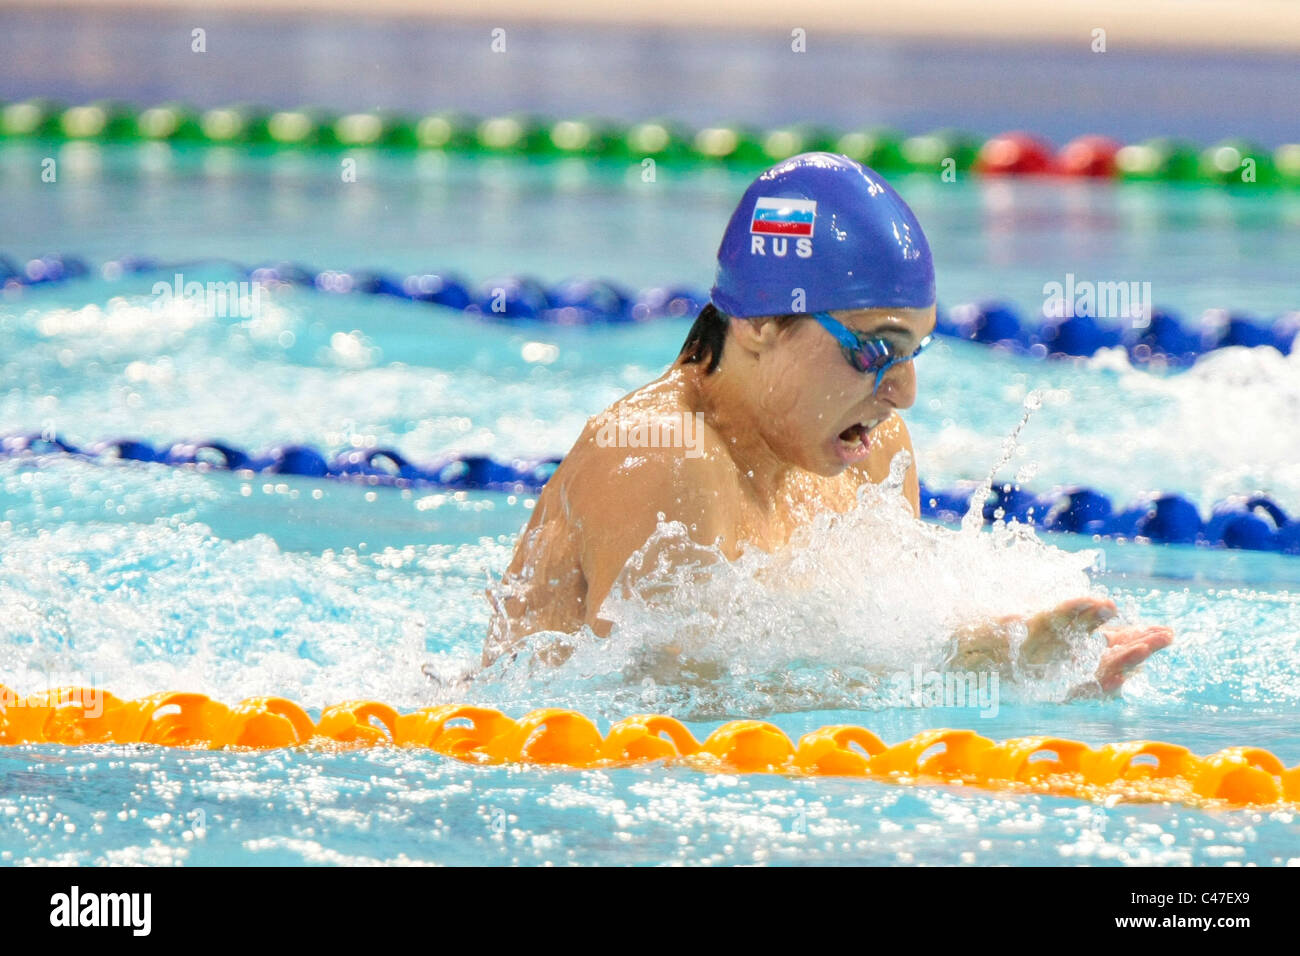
[471,448,1108,719]
[0,492,508,710]
[921,345,1300,513]
[961,389,1043,535]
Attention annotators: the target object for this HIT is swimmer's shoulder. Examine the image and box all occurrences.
[569,404,732,493]
[560,377,738,527]
[853,412,921,515]
[863,412,912,474]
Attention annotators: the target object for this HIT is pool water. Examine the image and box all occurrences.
[2,145,1298,865]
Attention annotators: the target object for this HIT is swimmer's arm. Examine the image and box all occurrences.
[481,477,590,666]
[570,449,733,638]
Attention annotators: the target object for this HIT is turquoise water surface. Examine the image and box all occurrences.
[1,145,1298,865]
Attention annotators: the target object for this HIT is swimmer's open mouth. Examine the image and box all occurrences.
[837,417,883,446]
[838,423,867,444]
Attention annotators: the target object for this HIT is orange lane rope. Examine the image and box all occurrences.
[3,686,1298,809]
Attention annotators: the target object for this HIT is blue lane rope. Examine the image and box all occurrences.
[3,253,1299,367]
[3,432,1298,555]
[0,432,561,495]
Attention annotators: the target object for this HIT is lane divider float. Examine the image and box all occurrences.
[2,686,1297,810]
[4,253,1298,367]
[3,99,1299,186]
[3,432,1298,554]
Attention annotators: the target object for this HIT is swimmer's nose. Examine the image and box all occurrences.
[874,358,917,408]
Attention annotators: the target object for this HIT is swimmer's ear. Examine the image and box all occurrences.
[727,315,785,357]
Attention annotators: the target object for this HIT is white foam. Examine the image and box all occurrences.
[919,344,1300,514]
[474,452,1109,718]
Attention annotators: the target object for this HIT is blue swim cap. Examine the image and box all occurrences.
[710,152,935,318]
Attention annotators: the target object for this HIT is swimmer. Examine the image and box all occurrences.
[482,152,1171,691]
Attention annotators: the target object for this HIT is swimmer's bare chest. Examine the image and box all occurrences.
[544,456,873,613]
[489,412,908,655]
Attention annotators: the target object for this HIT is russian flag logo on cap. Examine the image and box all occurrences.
[750,197,817,237]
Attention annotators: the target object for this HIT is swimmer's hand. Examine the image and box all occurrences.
[1019,596,1120,670]
[946,596,1117,672]
[946,596,1172,695]
[1067,624,1174,699]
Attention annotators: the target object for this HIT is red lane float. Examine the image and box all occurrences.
[1057,134,1123,177]
[974,131,1057,175]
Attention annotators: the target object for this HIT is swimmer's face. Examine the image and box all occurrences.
[747,305,936,476]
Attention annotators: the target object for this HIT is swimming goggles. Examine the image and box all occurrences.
[810,311,932,392]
